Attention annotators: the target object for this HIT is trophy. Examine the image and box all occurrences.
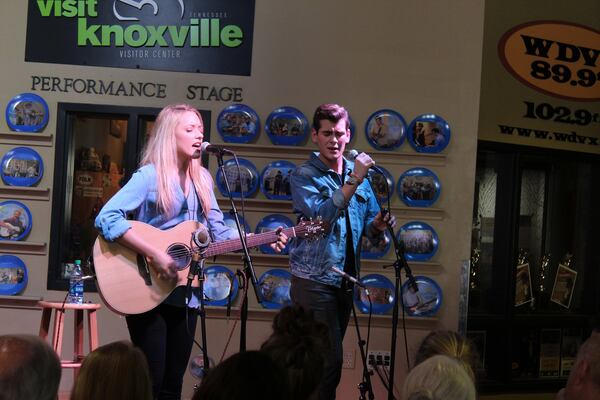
[469,248,481,307]
[537,253,551,308]
[470,248,480,290]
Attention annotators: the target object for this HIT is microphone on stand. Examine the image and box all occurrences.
[331,266,366,289]
[347,149,385,175]
[201,142,235,156]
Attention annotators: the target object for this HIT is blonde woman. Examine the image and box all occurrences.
[403,355,476,400]
[414,330,479,382]
[95,104,287,399]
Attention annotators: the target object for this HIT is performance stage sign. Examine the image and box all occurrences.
[25,0,255,76]
[478,0,600,154]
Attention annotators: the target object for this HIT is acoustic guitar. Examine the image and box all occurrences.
[92,219,326,315]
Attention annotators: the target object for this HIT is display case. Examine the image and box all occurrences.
[468,141,600,392]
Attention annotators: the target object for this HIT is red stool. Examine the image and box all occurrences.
[38,301,101,378]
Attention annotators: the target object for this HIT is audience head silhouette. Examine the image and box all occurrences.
[260,305,329,400]
[0,334,61,400]
[557,331,600,400]
[402,355,476,400]
[415,330,478,381]
[70,340,152,400]
[192,350,287,400]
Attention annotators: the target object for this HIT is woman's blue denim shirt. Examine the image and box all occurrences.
[95,164,236,242]
[289,152,385,287]
[94,164,238,307]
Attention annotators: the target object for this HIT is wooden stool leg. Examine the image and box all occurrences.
[88,309,99,351]
[39,308,52,340]
[73,309,84,380]
[53,309,65,356]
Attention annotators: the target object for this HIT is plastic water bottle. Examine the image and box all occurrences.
[67,259,84,304]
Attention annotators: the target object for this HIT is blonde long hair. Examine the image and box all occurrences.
[141,104,213,217]
[414,330,478,382]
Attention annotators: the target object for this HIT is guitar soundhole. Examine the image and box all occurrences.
[167,243,191,271]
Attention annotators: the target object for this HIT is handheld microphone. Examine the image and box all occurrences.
[347,149,385,174]
[200,142,235,156]
[331,266,366,289]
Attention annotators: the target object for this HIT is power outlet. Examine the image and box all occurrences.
[367,350,391,372]
[342,349,355,369]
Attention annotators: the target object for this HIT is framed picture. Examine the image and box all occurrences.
[5,93,49,132]
[260,160,295,200]
[397,167,441,207]
[1,146,44,187]
[400,275,443,317]
[514,263,533,306]
[216,104,260,144]
[0,200,32,241]
[355,273,395,314]
[407,114,451,153]
[550,263,577,309]
[215,158,259,198]
[0,255,28,295]
[364,109,407,151]
[265,106,309,146]
[397,221,439,261]
[257,268,292,309]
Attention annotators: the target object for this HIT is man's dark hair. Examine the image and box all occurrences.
[312,103,349,132]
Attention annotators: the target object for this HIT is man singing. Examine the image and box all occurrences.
[289,103,395,399]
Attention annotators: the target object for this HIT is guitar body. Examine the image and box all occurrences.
[93,220,203,315]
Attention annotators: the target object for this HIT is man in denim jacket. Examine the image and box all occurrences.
[289,103,395,400]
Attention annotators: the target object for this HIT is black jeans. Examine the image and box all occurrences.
[126,303,198,400]
[290,275,354,400]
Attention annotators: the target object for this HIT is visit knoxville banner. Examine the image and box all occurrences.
[479,9,600,154]
[25,0,255,76]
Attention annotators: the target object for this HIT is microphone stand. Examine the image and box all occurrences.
[351,296,375,400]
[186,252,210,374]
[215,151,260,352]
[384,223,415,400]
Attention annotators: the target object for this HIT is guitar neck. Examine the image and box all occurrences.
[203,226,297,258]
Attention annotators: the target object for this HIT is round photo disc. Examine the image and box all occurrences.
[369,165,395,203]
[257,268,292,309]
[360,230,392,260]
[5,93,49,132]
[265,106,309,146]
[203,265,238,307]
[397,221,439,261]
[354,274,395,314]
[401,275,442,317]
[260,160,295,200]
[0,255,28,295]
[397,168,441,207]
[216,104,260,144]
[364,109,407,151]
[222,213,251,236]
[255,214,294,255]
[0,200,32,241]
[407,114,451,153]
[215,158,259,198]
[1,147,44,187]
